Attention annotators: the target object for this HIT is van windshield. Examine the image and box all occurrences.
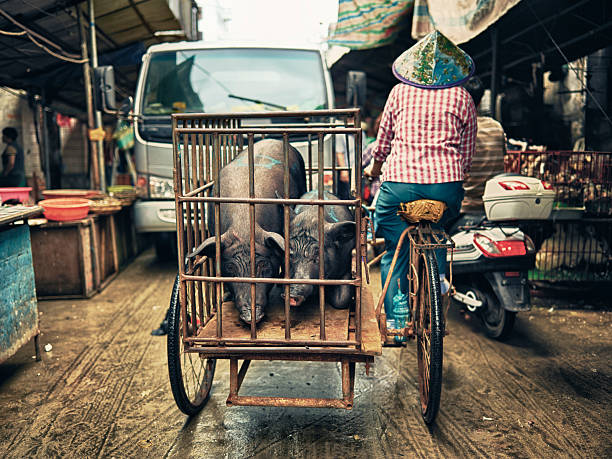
[141,48,328,115]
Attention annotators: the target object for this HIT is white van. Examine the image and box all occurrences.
[127,42,336,253]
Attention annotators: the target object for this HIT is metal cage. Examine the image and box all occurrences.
[170,109,381,409]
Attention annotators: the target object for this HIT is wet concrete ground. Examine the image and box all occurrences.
[0,250,610,458]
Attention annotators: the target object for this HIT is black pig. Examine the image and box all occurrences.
[189,139,306,324]
[287,190,355,309]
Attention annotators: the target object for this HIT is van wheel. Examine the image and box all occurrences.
[477,289,516,340]
[154,233,177,262]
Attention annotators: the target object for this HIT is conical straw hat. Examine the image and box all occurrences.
[392,30,475,88]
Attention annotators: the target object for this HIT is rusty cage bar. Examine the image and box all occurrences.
[171,109,380,409]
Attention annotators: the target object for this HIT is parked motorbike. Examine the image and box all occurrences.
[448,215,536,339]
[448,174,554,340]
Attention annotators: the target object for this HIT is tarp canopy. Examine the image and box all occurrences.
[328,0,414,50]
[329,0,522,50]
[411,0,522,44]
[330,0,612,108]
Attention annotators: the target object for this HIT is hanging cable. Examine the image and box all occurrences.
[0,7,83,59]
[527,1,612,129]
[26,33,88,64]
[0,28,26,36]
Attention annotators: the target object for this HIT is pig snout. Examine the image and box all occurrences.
[282,291,305,307]
[236,300,265,324]
[288,284,313,307]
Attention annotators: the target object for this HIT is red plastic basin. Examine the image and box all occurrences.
[39,198,91,221]
[0,187,32,203]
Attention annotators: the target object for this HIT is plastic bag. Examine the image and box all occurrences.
[113,120,134,150]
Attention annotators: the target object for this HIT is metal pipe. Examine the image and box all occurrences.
[173,119,189,342]
[283,133,291,340]
[226,395,352,409]
[183,274,358,286]
[88,0,106,191]
[236,359,251,392]
[353,114,362,344]
[214,133,222,338]
[173,108,360,119]
[307,133,312,191]
[188,346,367,357]
[248,134,256,339]
[375,227,411,317]
[175,127,361,135]
[76,6,99,190]
[183,181,215,197]
[180,196,358,205]
[190,337,357,347]
[318,132,326,340]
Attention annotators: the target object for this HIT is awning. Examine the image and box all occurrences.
[328,0,414,50]
[411,0,522,44]
[330,0,612,107]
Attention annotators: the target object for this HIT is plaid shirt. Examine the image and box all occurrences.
[372,83,477,184]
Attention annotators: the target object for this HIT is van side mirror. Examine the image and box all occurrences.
[346,71,367,109]
[94,66,117,112]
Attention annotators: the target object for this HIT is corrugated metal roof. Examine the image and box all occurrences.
[0,0,195,115]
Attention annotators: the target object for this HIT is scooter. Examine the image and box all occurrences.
[448,215,536,340]
[448,173,553,340]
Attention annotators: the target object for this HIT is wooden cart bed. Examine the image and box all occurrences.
[195,282,382,355]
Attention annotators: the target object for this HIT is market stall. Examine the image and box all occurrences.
[29,188,143,299]
[0,205,42,363]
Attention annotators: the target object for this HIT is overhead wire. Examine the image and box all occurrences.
[0,28,26,36]
[26,32,88,64]
[527,0,612,129]
[0,6,86,63]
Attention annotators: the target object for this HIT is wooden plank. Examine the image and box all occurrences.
[0,206,42,226]
[360,282,383,355]
[199,295,350,343]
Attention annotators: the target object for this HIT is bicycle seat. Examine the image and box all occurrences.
[398,200,446,223]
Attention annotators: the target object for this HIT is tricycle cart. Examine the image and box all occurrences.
[167,109,452,424]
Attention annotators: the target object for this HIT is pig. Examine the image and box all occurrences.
[188,139,306,324]
[287,190,356,309]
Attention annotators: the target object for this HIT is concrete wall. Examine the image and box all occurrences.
[0,88,43,179]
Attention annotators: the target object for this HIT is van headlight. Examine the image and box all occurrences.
[149,175,175,198]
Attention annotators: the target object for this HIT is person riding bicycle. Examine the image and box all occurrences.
[364,30,477,319]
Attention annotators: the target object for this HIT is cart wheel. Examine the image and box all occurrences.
[167,274,216,416]
[414,250,444,425]
[477,288,516,341]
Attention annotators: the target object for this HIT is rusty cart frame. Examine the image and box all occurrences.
[167,109,452,423]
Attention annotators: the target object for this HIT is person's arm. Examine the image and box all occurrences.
[2,145,16,176]
[366,86,397,177]
[459,95,478,176]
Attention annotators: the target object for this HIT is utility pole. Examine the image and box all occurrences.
[88,0,106,191]
[490,25,501,120]
[77,5,99,190]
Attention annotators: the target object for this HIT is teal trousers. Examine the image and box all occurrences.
[374,181,464,316]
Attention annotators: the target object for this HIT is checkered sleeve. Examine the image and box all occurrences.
[459,94,478,175]
[372,86,396,162]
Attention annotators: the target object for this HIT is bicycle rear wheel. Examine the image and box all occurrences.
[414,249,444,424]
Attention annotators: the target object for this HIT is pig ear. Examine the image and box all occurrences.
[188,234,225,259]
[326,221,356,244]
[263,231,285,256]
[275,189,297,218]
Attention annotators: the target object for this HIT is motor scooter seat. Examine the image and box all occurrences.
[398,200,446,223]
